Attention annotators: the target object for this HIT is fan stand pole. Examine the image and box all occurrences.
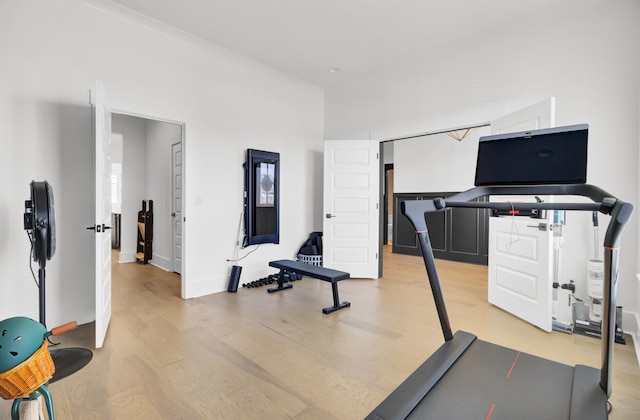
[38,267,46,327]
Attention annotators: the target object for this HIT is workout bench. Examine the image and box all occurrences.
[268,259,351,314]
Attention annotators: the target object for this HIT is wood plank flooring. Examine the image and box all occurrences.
[2,246,639,419]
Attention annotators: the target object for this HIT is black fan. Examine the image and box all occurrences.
[25,181,56,267]
[24,180,56,326]
[24,181,95,382]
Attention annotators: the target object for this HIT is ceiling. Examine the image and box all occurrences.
[108,0,606,89]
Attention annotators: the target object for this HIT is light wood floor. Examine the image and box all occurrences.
[2,246,639,419]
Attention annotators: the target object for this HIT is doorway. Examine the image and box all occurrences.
[378,124,491,271]
[110,113,184,296]
[383,163,394,245]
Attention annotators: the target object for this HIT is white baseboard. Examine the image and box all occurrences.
[632,324,640,367]
[47,300,95,328]
[118,248,136,263]
[628,310,640,366]
[116,251,173,270]
[631,274,640,366]
[119,254,136,263]
[151,254,172,271]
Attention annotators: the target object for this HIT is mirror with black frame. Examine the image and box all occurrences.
[244,149,280,246]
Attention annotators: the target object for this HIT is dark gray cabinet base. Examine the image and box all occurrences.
[392,192,488,265]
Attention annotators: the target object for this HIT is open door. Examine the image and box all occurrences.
[91,81,112,348]
[323,140,380,279]
[488,98,555,331]
[171,141,183,274]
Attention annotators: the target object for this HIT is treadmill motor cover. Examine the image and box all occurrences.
[474,124,588,186]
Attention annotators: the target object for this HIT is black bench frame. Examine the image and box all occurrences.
[268,259,351,314]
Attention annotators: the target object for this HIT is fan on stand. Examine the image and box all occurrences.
[23,180,56,328]
[18,181,93,419]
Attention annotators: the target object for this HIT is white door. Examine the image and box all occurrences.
[171,141,183,274]
[488,206,553,331]
[488,98,555,331]
[323,140,380,279]
[91,81,112,348]
[491,97,555,134]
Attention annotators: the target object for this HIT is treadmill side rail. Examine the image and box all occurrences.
[365,331,476,420]
[570,365,609,419]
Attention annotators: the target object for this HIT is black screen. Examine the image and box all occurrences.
[474,124,588,186]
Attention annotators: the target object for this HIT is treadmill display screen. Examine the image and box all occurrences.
[474,124,588,186]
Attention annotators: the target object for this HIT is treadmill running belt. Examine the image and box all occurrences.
[403,337,606,419]
[409,339,572,419]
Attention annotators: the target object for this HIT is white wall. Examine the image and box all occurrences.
[326,1,640,332]
[111,134,123,214]
[0,0,324,327]
[112,114,147,264]
[382,141,394,165]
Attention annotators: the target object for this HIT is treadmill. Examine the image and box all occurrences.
[366,125,633,419]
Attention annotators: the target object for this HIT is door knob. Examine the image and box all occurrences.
[526,223,547,231]
[86,224,112,232]
[326,213,337,219]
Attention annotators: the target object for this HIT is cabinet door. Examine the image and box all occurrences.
[393,193,449,257]
[448,197,489,265]
[420,193,448,258]
[392,194,420,256]
[393,192,489,265]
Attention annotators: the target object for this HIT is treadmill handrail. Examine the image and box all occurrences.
[441,183,614,203]
[401,184,631,248]
[400,183,633,398]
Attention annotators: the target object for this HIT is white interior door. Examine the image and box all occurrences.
[488,205,553,331]
[323,140,380,279]
[171,141,183,274]
[491,97,555,134]
[488,98,555,331]
[91,81,112,348]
